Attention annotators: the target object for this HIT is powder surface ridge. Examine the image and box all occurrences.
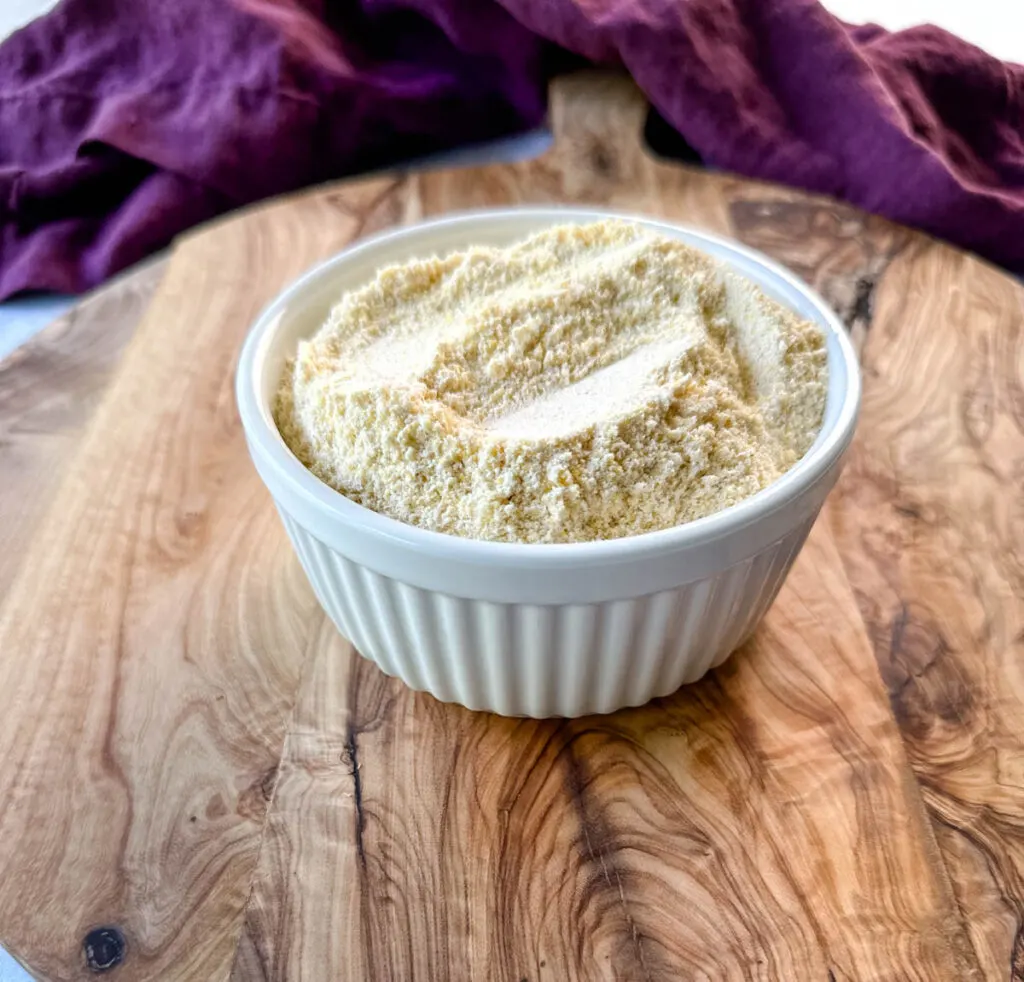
[274,220,828,543]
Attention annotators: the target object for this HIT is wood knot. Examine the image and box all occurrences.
[589,144,616,178]
[888,604,975,738]
[236,767,279,821]
[849,274,877,330]
[83,926,126,973]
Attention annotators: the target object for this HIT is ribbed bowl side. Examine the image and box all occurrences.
[278,513,817,717]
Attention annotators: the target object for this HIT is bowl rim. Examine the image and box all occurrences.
[236,206,860,567]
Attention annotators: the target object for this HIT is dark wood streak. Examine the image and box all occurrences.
[342,724,368,870]
[825,237,1024,979]
[323,176,408,243]
[727,184,1024,980]
[563,734,656,982]
[729,197,908,352]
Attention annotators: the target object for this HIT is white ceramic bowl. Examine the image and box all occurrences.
[237,208,859,717]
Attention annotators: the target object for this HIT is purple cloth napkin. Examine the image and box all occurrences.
[2,0,1023,299]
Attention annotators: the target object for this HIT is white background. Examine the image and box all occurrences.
[825,0,1023,63]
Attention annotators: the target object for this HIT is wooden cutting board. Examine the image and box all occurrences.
[1,72,1022,982]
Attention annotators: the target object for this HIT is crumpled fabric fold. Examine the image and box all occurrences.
[1,0,1021,298]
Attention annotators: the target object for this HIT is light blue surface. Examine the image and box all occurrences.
[0,948,33,982]
[0,294,74,361]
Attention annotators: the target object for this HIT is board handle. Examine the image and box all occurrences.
[545,71,652,192]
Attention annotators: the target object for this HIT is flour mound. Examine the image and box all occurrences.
[275,221,827,543]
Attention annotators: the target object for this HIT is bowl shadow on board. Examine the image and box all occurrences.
[339,621,769,732]
[329,627,783,841]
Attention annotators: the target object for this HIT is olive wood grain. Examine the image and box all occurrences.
[0,71,1019,981]
[0,258,167,595]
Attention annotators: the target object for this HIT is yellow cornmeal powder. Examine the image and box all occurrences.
[274,220,828,544]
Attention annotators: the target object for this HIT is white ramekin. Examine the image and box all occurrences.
[237,208,859,717]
